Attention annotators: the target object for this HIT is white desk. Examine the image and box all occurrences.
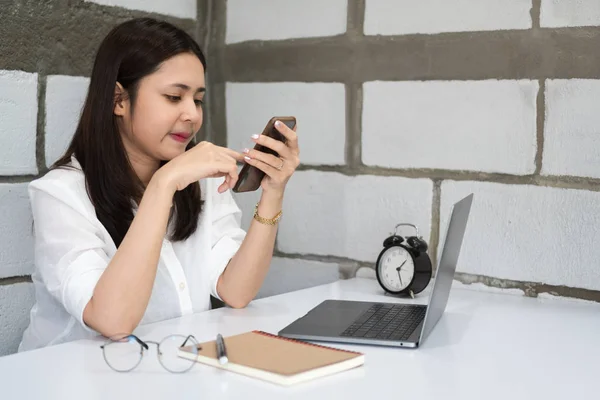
[1,277,599,399]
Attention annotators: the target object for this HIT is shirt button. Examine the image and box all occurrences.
[179,282,185,291]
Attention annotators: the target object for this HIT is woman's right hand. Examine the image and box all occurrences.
[155,141,244,194]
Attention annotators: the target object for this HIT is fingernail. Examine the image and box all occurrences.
[251,134,259,139]
[243,148,249,154]
[275,120,281,127]
[244,156,251,161]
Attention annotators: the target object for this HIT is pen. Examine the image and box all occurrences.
[216,333,228,365]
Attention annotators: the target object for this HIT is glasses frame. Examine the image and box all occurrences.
[100,333,199,373]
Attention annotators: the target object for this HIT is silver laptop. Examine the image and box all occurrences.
[278,193,473,348]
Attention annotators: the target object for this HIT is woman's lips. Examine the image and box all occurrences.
[170,132,190,142]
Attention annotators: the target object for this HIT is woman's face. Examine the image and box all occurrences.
[115,52,206,164]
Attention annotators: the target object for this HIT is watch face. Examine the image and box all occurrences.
[377,246,415,292]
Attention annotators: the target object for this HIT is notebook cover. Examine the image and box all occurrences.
[178,330,364,385]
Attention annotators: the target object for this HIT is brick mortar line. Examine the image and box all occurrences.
[7,25,600,83]
[0,175,40,183]
[534,79,546,175]
[344,83,362,169]
[5,17,600,80]
[429,180,442,275]
[213,0,227,45]
[346,0,366,37]
[3,166,600,191]
[531,0,542,29]
[273,252,600,302]
[219,28,600,83]
[454,272,600,303]
[0,276,32,286]
[273,250,373,268]
[197,0,212,53]
[343,0,365,171]
[196,0,213,142]
[294,165,600,191]
[36,74,47,174]
[206,0,227,146]
[221,26,600,48]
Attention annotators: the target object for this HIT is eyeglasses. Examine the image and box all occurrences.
[100,333,199,373]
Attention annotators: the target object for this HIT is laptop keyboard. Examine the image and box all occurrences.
[340,303,426,341]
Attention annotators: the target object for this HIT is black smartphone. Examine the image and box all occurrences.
[232,116,297,193]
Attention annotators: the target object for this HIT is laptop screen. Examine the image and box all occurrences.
[419,193,473,343]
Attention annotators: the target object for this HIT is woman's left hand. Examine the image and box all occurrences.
[242,120,300,194]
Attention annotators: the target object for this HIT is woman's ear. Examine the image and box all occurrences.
[113,82,129,116]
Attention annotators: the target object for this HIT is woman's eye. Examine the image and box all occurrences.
[165,95,181,102]
[194,99,204,107]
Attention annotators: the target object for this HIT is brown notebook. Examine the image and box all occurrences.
[177,330,365,386]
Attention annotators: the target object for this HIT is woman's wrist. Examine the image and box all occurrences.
[256,189,284,220]
[148,169,177,199]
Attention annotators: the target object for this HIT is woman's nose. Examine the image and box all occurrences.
[182,99,202,124]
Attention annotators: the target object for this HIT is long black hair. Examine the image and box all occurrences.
[53,18,206,247]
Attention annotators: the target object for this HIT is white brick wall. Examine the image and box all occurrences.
[0,282,34,356]
[226,83,346,165]
[362,80,538,175]
[0,184,34,279]
[440,181,600,291]
[45,76,90,168]
[542,79,600,179]
[364,0,531,35]
[277,171,433,263]
[541,0,600,28]
[256,257,339,298]
[226,0,347,44]
[0,70,38,175]
[84,0,196,19]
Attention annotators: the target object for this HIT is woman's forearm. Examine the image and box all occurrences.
[83,174,174,336]
[215,118,300,308]
[217,190,284,308]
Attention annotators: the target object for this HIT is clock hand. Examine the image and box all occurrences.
[396,260,407,287]
[396,260,407,271]
[396,268,403,286]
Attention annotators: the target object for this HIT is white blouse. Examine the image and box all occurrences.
[18,157,246,352]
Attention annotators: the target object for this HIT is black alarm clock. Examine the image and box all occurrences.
[375,223,432,298]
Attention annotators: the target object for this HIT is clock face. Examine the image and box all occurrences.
[377,246,415,292]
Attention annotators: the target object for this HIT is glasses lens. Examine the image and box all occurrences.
[102,334,143,372]
[158,334,198,373]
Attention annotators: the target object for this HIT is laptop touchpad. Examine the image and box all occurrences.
[292,300,373,335]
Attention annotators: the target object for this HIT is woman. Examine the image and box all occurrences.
[18,18,299,351]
